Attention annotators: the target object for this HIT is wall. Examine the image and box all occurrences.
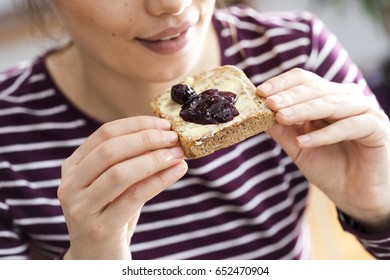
[248,0,390,71]
[1,0,389,72]
[0,1,51,71]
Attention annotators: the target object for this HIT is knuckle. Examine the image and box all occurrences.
[284,87,299,99]
[293,67,319,81]
[67,204,85,224]
[305,81,323,92]
[61,158,71,175]
[149,149,168,167]
[273,75,287,89]
[98,123,116,140]
[124,187,143,206]
[324,94,342,106]
[291,67,313,80]
[346,83,363,95]
[129,117,143,131]
[339,119,351,131]
[96,142,115,162]
[56,183,68,204]
[268,72,290,90]
[57,179,75,206]
[286,85,305,100]
[61,154,79,173]
[290,67,305,75]
[139,130,155,147]
[129,116,161,131]
[108,164,127,185]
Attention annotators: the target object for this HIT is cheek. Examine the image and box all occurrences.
[52,1,138,41]
[201,0,216,16]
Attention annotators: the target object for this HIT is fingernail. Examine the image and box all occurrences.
[279,107,292,118]
[169,147,185,159]
[258,82,273,94]
[268,95,283,107]
[172,161,188,174]
[163,131,178,144]
[297,134,311,145]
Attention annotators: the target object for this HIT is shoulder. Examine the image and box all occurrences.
[0,53,69,133]
[0,54,50,102]
[213,5,327,84]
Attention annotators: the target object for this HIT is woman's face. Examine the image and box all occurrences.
[50,0,217,83]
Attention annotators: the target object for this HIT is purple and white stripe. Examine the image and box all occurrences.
[0,5,385,260]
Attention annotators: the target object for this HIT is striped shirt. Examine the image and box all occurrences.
[1,5,389,260]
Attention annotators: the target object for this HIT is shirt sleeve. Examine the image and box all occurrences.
[304,13,375,98]
[338,210,390,259]
[0,190,30,259]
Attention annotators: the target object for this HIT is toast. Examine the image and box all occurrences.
[151,65,275,158]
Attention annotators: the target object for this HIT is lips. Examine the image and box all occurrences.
[136,23,195,55]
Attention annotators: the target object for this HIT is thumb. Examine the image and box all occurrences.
[127,209,141,244]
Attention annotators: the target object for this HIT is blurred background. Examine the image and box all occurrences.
[1,0,390,71]
[1,0,388,259]
[1,0,389,113]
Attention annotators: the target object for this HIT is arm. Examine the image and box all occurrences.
[257,15,390,259]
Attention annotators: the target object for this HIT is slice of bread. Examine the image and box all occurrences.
[151,65,275,158]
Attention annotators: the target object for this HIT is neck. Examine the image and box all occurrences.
[46,27,220,123]
[47,46,171,122]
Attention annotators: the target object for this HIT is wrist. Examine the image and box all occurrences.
[67,239,131,260]
[343,207,390,234]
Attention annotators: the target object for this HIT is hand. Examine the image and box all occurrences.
[257,68,390,232]
[57,116,187,259]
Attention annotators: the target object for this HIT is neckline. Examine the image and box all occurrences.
[35,52,102,128]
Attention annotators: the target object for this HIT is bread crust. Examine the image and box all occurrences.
[151,65,276,158]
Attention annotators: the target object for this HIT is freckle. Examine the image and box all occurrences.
[112,33,116,37]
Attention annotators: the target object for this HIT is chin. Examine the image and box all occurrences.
[147,55,200,83]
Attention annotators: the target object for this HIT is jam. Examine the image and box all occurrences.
[171,84,197,105]
[171,84,239,125]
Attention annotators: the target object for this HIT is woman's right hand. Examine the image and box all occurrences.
[57,116,187,259]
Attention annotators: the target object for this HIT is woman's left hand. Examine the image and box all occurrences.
[257,68,390,233]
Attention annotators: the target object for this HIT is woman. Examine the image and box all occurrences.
[0,0,389,259]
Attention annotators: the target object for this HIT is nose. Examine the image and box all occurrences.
[145,0,192,16]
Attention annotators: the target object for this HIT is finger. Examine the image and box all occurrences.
[296,114,386,148]
[257,68,321,97]
[266,123,302,161]
[102,161,188,227]
[68,116,171,165]
[84,147,185,213]
[70,129,180,189]
[265,82,360,111]
[274,94,371,126]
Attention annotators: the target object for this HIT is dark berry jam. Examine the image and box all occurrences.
[171,84,197,105]
[179,88,239,125]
